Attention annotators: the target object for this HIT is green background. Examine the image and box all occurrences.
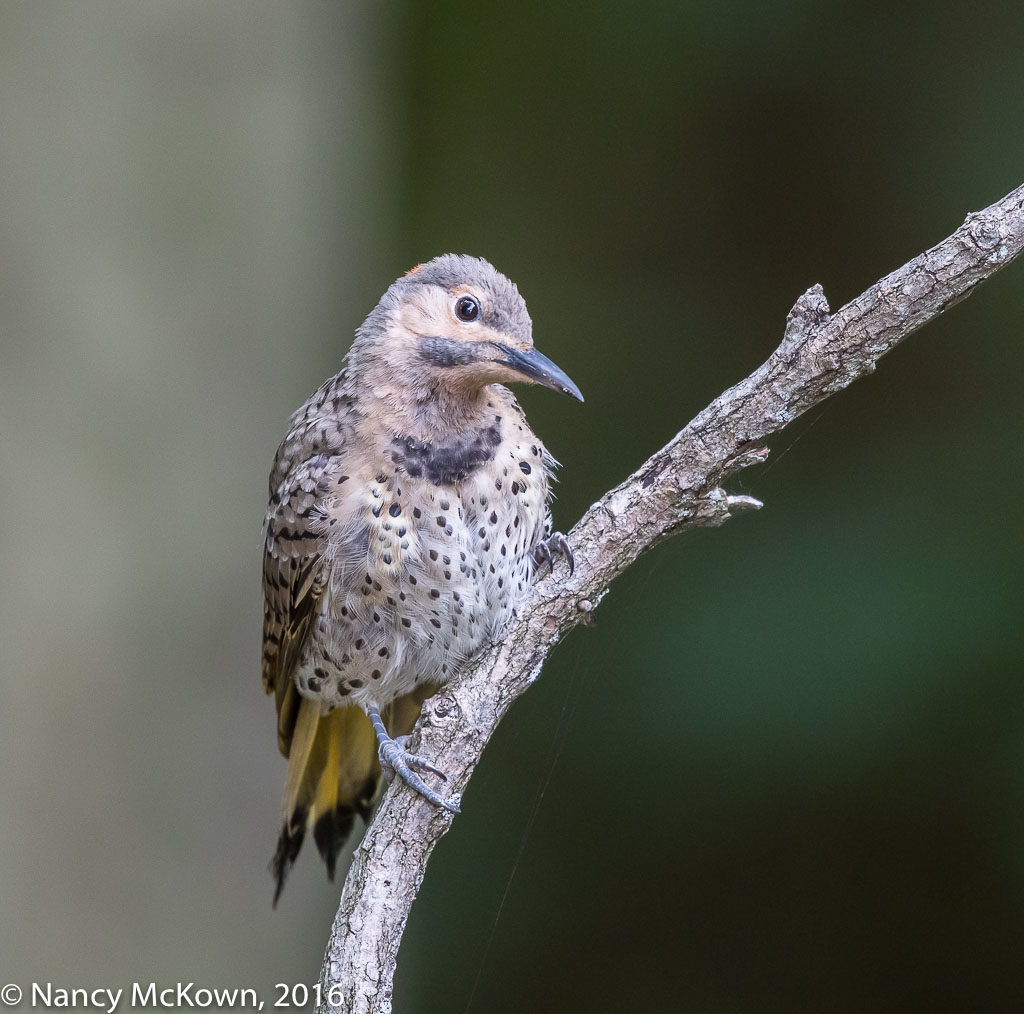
[2,2,1022,1011]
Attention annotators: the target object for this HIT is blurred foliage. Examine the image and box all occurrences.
[1,2,1022,1012]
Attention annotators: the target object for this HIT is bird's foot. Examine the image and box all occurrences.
[378,739,460,812]
[533,531,574,575]
[366,707,461,813]
[388,734,446,779]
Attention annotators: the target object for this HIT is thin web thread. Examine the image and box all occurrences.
[757,406,829,479]
[464,657,586,1013]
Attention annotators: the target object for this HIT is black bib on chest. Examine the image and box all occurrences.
[390,423,502,486]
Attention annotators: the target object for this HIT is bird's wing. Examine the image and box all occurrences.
[262,540,325,757]
[262,414,351,757]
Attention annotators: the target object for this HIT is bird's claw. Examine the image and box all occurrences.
[534,540,553,569]
[388,736,447,780]
[533,531,574,575]
[378,740,459,813]
[550,532,574,574]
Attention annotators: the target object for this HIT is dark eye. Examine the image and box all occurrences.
[454,296,480,322]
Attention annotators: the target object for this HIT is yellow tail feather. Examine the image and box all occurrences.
[270,683,440,903]
[272,700,378,903]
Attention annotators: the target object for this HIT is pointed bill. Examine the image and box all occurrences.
[492,343,584,401]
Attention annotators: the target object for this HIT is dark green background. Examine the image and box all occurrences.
[2,3,1022,1011]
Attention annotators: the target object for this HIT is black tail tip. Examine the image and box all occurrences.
[270,787,376,904]
[270,822,305,907]
[312,808,357,883]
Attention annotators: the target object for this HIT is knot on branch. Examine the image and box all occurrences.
[963,210,1013,264]
[430,694,459,720]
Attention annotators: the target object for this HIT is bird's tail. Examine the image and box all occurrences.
[270,687,436,904]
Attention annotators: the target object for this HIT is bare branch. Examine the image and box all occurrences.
[317,182,1024,1013]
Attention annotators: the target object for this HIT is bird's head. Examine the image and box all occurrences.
[352,255,583,414]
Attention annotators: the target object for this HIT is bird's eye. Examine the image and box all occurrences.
[454,296,480,322]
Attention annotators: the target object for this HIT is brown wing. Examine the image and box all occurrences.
[262,408,349,756]
[262,538,327,757]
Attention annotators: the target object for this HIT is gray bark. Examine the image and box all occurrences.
[316,182,1024,1013]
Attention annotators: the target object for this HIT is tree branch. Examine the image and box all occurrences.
[316,182,1024,1013]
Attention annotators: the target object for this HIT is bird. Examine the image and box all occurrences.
[262,253,582,901]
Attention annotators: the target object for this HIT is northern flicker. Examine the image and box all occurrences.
[262,254,581,900]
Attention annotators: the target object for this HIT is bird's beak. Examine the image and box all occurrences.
[492,343,584,402]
